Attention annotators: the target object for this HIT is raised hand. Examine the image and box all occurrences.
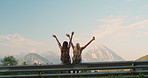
[72,32,74,35]
[82,36,95,50]
[52,35,56,38]
[52,35,61,47]
[66,34,70,38]
[92,37,95,40]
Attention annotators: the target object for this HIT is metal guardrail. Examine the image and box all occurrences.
[0,60,148,78]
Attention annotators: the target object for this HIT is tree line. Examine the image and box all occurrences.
[0,56,18,66]
[0,56,29,66]
[0,56,50,66]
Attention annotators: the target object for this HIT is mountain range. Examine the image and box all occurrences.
[18,53,50,65]
[17,44,125,65]
[0,43,146,65]
[137,55,148,61]
[82,45,124,62]
[41,51,61,64]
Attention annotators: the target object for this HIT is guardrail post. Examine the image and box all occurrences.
[132,62,135,71]
[39,71,41,78]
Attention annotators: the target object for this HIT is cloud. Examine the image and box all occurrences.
[93,16,148,40]
[136,31,148,37]
[127,19,148,29]
[142,5,148,9]
[0,34,45,48]
[132,16,146,20]
[98,16,125,25]
[0,34,50,56]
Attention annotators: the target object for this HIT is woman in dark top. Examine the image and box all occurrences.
[53,34,73,64]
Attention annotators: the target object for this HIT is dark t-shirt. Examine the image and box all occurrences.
[59,43,71,64]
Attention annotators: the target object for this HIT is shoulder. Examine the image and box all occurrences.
[81,47,84,50]
[59,46,62,49]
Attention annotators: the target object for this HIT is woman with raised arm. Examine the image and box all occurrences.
[52,35,72,64]
[66,32,95,64]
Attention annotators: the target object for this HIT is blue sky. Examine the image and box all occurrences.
[0,0,148,60]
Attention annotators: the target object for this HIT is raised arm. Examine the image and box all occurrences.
[66,32,74,50]
[52,35,61,47]
[81,37,95,50]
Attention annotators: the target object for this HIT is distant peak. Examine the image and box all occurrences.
[28,53,38,55]
[83,43,124,62]
[31,49,37,53]
[94,44,106,50]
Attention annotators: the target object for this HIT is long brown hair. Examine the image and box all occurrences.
[61,41,68,52]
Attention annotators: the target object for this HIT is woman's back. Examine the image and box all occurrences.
[52,35,71,64]
[61,46,71,64]
[72,43,82,64]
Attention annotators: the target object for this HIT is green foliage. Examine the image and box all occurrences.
[22,62,27,65]
[107,74,125,78]
[139,73,144,78]
[137,55,148,60]
[0,56,18,66]
[34,63,37,65]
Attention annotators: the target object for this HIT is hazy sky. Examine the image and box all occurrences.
[0,0,148,60]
